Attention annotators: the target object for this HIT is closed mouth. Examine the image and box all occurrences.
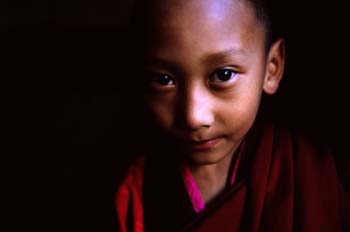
[187,137,222,150]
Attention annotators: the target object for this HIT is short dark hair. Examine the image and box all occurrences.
[245,0,284,51]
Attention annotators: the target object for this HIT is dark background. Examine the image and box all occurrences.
[5,0,349,231]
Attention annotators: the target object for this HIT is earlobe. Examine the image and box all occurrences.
[263,38,285,95]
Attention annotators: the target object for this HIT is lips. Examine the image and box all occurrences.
[188,137,222,150]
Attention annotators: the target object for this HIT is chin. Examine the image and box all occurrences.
[186,150,228,166]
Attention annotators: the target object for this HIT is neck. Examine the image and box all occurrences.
[188,151,235,204]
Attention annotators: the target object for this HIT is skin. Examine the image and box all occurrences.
[142,0,285,203]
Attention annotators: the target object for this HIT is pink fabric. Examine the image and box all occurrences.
[181,165,206,213]
[181,141,245,213]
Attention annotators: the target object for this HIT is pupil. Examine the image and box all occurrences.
[217,70,232,81]
[157,75,171,85]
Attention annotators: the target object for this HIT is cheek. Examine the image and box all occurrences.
[221,88,262,136]
[226,103,257,129]
[146,96,174,129]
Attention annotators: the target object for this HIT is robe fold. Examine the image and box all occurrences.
[115,123,349,232]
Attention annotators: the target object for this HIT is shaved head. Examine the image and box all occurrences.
[130,0,278,51]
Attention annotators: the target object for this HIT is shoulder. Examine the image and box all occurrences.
[262,122,331,155]
[256,122,337,172]
[265,122,349,189]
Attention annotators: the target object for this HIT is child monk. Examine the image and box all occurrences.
[115,0,349,231]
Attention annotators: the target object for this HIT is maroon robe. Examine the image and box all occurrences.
[115,123,349,232]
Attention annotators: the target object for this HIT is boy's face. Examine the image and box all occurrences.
[142,0,283,165]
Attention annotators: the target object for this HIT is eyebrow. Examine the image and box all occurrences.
[144,47,249,72]
[144,58,177,70]
[200,48,249,65]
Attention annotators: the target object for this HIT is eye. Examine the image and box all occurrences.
[210,68,238,83]
[144,71,176,91]
[153,73,175,86]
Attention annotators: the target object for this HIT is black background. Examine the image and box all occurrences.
[4,0,349,231]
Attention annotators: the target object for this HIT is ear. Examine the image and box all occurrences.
[263,38,285,95]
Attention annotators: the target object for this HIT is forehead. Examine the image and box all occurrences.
[147,0,263,50]
[143,0,265,58]
[153,0,239,20]
[146,0,259,31]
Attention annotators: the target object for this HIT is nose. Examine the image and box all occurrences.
[177,83,214,130]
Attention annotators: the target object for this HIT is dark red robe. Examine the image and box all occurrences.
[115,123,349,232]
